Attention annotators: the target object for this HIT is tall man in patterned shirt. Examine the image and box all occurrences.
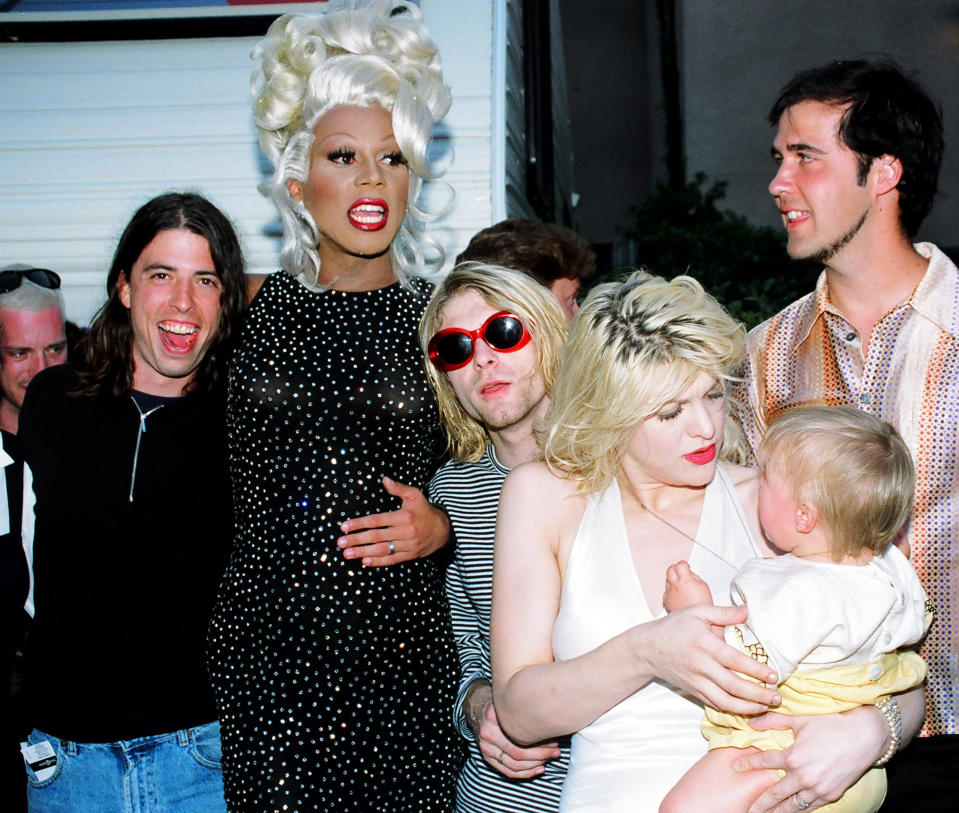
[733,60,956,808]
[421,262,571,812]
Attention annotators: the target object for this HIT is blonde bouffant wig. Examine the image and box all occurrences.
[252,0,451,290]
[541,270,748,494]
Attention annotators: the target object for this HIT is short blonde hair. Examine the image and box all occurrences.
[252,0,451,290]
[541,270,746,493]
[759,407,915,559]
[419,262,568,463]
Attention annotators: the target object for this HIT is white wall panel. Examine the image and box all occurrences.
[0,1,502,324]
[0,35,272,323]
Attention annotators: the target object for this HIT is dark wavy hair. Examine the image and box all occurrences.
[769,58,944,237]
[456,218,596,285]
[75,192,246,400]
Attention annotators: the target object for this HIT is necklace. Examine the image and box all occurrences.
[618,475,740,574]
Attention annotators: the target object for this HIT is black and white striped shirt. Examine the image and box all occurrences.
[430,444,569,813]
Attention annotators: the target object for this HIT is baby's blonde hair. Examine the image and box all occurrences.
[759,406,915,559]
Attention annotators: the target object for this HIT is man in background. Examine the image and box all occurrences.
[456,219,595,323]
[0,265,65,812]
[0,266,66,438]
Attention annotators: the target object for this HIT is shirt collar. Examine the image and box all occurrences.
[485,442,511,475]
[790,242,959,351]
[908,242,959,340]
[788,271,830,351]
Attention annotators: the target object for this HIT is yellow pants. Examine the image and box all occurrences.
[703,651,927,813]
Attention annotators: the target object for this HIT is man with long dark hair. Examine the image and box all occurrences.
[18,192,244,812]
[735,59,955,811]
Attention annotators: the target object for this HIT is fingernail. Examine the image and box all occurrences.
[343,548,354,558]
[339,521,349,532]
[336,538,347,548]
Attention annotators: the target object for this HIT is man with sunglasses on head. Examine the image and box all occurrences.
[0,265,64,813]
[419,262,570,813]
[0,266,66,438]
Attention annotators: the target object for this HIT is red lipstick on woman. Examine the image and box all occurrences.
[683,444,717,465]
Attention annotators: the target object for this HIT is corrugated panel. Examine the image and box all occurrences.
[502,0,531,219]
[427,0,495,264]
[0,2,497,323]
[0,36,278,322]
[548,0,575,225]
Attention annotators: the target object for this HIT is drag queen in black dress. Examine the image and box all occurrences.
[208,2,461,810]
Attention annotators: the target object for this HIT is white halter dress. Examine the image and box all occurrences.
[552,466,762,812]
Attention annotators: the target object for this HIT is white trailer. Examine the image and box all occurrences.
[0,0,574,323]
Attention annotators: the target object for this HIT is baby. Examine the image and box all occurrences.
[660,407,930,813]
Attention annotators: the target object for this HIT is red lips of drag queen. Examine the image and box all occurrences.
[347,198,389,231]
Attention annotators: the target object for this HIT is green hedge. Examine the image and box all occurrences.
[611,172,819,330]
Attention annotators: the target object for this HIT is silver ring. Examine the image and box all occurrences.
[496,749,506,765]
[794,794,811,810]
[388,541,396,555]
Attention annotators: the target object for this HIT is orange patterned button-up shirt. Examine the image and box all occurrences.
[734,242,959,737]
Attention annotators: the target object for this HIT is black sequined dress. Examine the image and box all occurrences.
[209,271,461,812]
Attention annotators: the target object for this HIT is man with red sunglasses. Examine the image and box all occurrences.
[420,262,570,812]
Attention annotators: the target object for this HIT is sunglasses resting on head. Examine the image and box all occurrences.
[428,311,531,371]
[0,267,61,294]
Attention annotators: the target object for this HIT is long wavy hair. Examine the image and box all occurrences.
[540,270,747,494]
[253,0,452,290]
[75,192,246,401]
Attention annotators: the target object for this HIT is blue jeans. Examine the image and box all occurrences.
[24,721,227,813]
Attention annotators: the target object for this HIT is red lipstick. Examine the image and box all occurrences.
[683,444,716,465]
[347,198,389,231]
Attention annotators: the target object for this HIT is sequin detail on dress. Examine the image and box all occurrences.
[209,271,461,811]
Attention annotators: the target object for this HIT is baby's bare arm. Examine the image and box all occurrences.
[664,561,724,640]
[664,560,714,612]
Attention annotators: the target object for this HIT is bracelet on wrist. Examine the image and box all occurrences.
[873,696,902,767]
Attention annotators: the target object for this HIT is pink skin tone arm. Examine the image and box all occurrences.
[660,561,924,813]
[492,464,781,749]
[660,562,778,812]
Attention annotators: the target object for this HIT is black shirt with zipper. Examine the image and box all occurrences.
[20,364,233,743]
